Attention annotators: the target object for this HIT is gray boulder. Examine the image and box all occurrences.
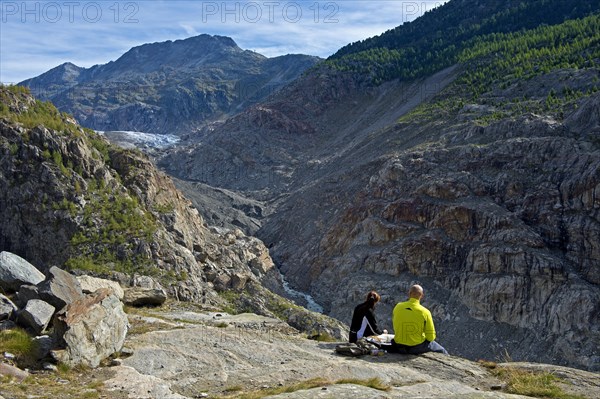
[19,299,55,334]
[54,288,128,368]
[38,266,84,310]
[0,294,17,320]
[16,284,39,307]
[0,251,45,292]
[76,275,124,300]
[123,287,167,307]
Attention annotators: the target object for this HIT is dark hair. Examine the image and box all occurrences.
[365,291,381,308]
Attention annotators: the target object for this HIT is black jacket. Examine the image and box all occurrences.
[349,301,382,343]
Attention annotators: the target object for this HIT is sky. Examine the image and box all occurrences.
[0,0,448,83]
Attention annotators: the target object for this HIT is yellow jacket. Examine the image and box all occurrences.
[392,298,436,346]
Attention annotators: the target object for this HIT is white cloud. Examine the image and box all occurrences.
[0,0,448,83]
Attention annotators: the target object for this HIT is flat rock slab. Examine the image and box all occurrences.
[264,382,533,398]
[0,362,29,381]
[106,310,530,399]
[105,365,188,399]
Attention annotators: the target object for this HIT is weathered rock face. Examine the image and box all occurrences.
[280,108,600,371]
[76,275,124,299]
[38,266,84,310]
[0,86,344,339]
[53,288,128,368]
[0,251,45,292]
[0,87,276,309]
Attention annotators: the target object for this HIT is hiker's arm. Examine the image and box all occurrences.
[367,308,383,335]
[424,311,436,342]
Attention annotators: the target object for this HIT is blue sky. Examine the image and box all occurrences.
[0,1,447,83]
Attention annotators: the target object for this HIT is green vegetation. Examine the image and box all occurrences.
[325,0,599,85]
[226,377,390,399]
[458,14,600,98]
[0,362,104,399]
[398,13,600,125]
[478,361,585,399]
[0,328,38,367]
[70,187,156,246]
[0,84,80,136]
[496,367,585,399]
[86,130,111,162]
[218,290,243,315]
[154,202,175,214]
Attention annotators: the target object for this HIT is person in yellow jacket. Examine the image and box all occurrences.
[390,284,448,355]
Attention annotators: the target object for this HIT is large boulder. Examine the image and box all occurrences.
[0,251,45,292]
[0,294,17,321]
[18,299,55,334]
[76,275,124,300]
[123,287,167,307]
[38,266,84,310]
[54,288,128,368]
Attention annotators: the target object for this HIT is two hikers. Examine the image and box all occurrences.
[349,285,448,355]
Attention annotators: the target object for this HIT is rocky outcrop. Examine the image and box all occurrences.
[0,87,344,342]
[123,287,167,307]
[279,104,600,371]
[53,288,128,368]
[0,251,45,291]
[0,254,129,367]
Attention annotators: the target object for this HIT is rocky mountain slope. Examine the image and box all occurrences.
[19,35,320,135]
[0,85,344,338]
[159,1,600,371]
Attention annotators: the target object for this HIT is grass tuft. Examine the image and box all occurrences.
[0,328,39,367]
[493,367,585,399]
[225,377,390,398]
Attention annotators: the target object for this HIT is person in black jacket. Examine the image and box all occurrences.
[349,290,385,343]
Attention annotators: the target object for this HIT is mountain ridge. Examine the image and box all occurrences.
[20,34,321,134]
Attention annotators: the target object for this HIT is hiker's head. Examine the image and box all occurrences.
[408,284,424,300]
[365,291,381,307]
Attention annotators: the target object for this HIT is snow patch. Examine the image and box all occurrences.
[98,130,180,149]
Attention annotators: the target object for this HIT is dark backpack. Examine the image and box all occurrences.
[335,338,378,357]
